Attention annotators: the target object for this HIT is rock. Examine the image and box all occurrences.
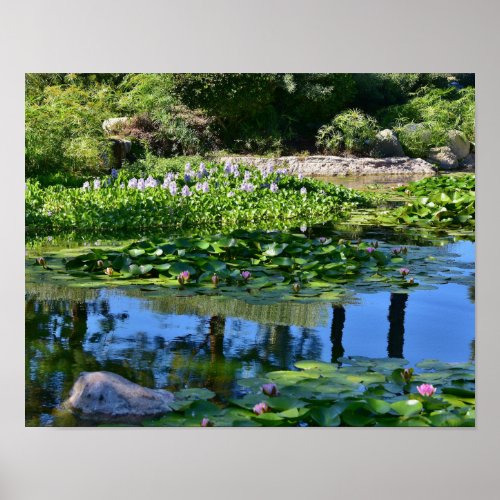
[447,130,470,159]
[102,117,130,135]
[65,371,174,422]
[427,146,459,170]
[460,153,475,170]
[220,155,437,176]
[372,129,405,157]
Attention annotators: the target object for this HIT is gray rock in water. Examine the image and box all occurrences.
[427,146,459,170]
[372,129,405,157]
[460,153,475,170]
[447,130,470,159]
[65,371,174,422]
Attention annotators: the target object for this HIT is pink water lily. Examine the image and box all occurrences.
[417,384,437,397]
[180,270,190,281]
[399,268,410,277]
[366,247,375,254]
[211,273,220,286]
[253,402,269,415]
[262,383,279,397]
[200,418,213,427]
[241,270,251,281]
[104,267,114,276]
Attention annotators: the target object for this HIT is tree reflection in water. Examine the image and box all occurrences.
[387,293,408,359]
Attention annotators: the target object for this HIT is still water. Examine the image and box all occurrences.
[25,236,474,426]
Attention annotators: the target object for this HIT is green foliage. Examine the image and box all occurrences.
[386,174,475,228]
[316,109,379,155]
[25,161,370,232]
[122,154,204,178]
[143,357,475,427]
[379,87,475,156]
[25,82,119,176]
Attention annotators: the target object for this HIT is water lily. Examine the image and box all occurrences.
[241,270,251,281]
[401,368,414,384]
[200,417,213,427]
[179,270,190,283]
[399,268,410,277]
[392,247,402,255]
[253,402,269,415]
[300,187,307,196]
[417,384,436,397]
[292,282,301,294]
[36,257,46,267]
[366,247,375,253]
[104,267,114,276]
[408,278,415,285]
[300,225,307,233]
[96,260,104,268]
[211,273,220,286]
[262,383,279,397]
[319,237,327,245]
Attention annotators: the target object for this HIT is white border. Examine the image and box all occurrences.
[1,1,499,499]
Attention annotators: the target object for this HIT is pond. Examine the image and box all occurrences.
[25,228,475,426]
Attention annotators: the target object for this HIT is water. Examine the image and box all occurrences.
[25,235,475,426]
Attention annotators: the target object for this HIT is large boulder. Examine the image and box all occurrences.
[460,153,475,170]
[372,129,405,157]
[427,146,459,170]
[447,130,470,159]
[65,371,174,422]
[102,117,131,135]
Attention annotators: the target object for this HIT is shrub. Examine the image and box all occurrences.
[379,87,475,146]
[316,110,379,155]
[25,82,119,177]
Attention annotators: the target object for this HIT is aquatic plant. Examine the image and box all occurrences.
[141,357,474,427]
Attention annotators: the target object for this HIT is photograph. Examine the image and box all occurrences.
[25,72,475,427]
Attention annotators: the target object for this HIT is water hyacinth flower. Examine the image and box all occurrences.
[252,402,269,415]
[300,187,307,196]
[240,182,255,192]
[184,173,192,183]
[93,179,101,190]
[241,270,251,281]
[300,225,307,233]
[104,267,114,276]
[200,418,213,427]
[298,173,304,180]
[168,181,178,196]
[244,171,251,182]
[120,183,125,189]
[145,176,158,188]
[181,185,192,197]
[261,383,279,397]
[366,247,375,254]
[399,268,410,277]
[82,181,90,190]
[128,177,138,189]
[417,384,437,397]
[211,273,220,286]
[227,191,235,198]
[224,160,233,175]
[270,182,279,193]
[111,168,118,179]
[319,237,327,245]
[198,162,207,177]
[164,172,175,183]
[184,162,191,171]
[201,181,209,193]
[137,178,146,191]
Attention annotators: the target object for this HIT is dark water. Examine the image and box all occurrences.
[25,234,475,426]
